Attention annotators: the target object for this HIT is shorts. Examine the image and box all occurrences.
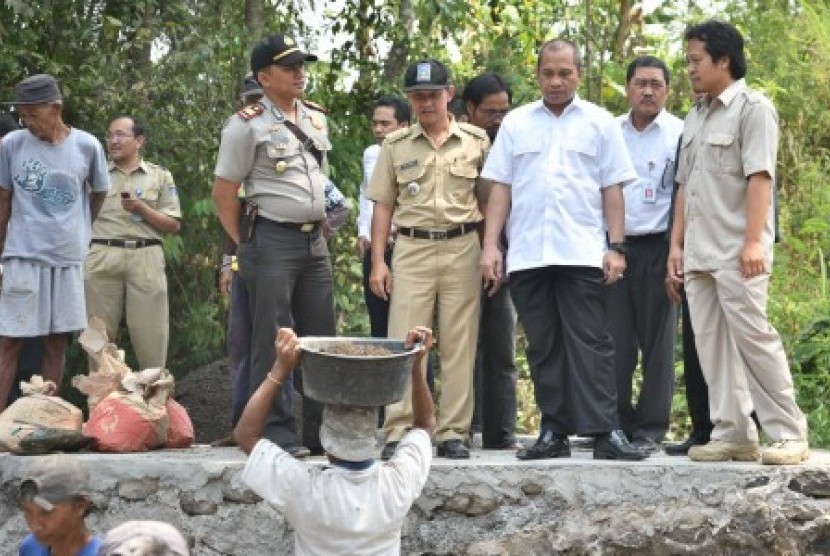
[0,258,86,336]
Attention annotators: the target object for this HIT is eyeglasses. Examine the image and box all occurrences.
[478,108,509,120]
[631,79,666,91]
[105,132,134,141]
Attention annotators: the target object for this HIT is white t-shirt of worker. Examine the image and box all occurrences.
[241,428,432,556]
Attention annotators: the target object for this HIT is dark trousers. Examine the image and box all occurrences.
[227,271,252,427]
[472,284,518,447]
[605,234,676,441]
[510,266,617,435]
[362,247,392,338]
[238,221,335,449]
[681,291,713,440]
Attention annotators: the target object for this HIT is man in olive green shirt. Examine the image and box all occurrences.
[85,116,181,370]
[668,20,808,465]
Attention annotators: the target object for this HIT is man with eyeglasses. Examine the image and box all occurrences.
[212,33,335,458]
[84,116,181,371]
[462,73,521,452]
[606,56,683,453]
[0,74,109,411]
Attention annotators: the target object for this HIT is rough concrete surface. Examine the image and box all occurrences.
[2,447,830,555]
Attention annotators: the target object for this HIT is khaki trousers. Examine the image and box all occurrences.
[385,232,481,443]
[685,270,807,442]
[84,244,169,370]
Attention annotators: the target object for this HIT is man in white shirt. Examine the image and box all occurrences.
[480,39,647,461]
[235,326,435,555]
[607,56,683,452]
[357,97,410,338]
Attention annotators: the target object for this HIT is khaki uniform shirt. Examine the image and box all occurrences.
[214,96,330,223]
[676,79,778,272]
[93,159,181,241]
[366,120,490,229]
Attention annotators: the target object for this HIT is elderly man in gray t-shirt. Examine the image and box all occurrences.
[0,74,109,410]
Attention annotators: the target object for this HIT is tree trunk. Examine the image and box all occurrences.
[245,0,265,45]
[382,0,414,85]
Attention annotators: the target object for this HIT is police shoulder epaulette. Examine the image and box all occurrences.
[301,99,328,114]
[236,102,265,121]
[458,122,489,141]
[385,127,411,144]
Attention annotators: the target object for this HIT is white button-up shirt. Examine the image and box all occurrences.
[242,429,432,556]
[482,97,637,273]
[357,143,380,240]
[617,109,683,236]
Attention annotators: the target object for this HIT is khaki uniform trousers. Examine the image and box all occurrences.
[685,269,807,443]
[385,232,481,443]
[84,244,169,370]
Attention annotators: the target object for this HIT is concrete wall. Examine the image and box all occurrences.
[2,448,830,555]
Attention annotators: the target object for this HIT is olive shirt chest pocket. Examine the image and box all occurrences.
[394,156,431,201]
[703,132,741,175]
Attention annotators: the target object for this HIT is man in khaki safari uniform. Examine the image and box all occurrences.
[85,116,181,370]
[368,59,490,460]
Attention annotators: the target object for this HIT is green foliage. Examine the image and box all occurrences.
[3,0,830,446]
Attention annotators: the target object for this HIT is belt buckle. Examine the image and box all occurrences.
[124,240,138,248]
[430,230,447,241]
[300,223,314,233]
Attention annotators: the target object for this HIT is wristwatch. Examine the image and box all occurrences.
[609,241,627,255]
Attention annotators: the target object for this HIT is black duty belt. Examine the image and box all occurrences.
[257,216,321,233]
[91,239,162,249]
[624,232,666,243]
[397,223,478,241]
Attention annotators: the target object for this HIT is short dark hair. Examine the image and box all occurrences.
[461,73,512,106]
[447,96,467,119]
[110,116,146,139]
[537,39,581,70]
[372,96,411,125]
[0,113,19,137]
[684,20,746,80]
[626,55,671,85]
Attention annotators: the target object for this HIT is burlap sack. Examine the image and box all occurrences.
[72,317,132,412]
[0,376,83,453]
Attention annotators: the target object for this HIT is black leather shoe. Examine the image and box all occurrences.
[664,435,709,456]
[437,439,470,459]
[593,430,648,461]
[516,430,570,460]
[380,441,399,461]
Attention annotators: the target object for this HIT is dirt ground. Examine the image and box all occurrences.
[174,358,233,444]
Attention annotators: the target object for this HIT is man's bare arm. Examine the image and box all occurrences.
[90,191,106,221]
[213,177,243,246]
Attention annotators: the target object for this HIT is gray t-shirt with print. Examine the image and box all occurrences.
[0,128,109,266]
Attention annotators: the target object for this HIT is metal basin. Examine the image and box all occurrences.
[299,337,421,406]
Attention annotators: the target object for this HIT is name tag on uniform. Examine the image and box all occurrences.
[399,159,418,171]
[641,179,657,204]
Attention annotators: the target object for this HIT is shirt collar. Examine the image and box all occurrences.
[329,458,376,471]
[109,159,148,174]
[535,94,584,118]
[410,117,463,140]
[716,78,746,107]
[623,108,671,132]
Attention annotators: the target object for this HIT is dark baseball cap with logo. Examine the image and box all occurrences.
[403,60,451,91]
[250,33,319,74]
